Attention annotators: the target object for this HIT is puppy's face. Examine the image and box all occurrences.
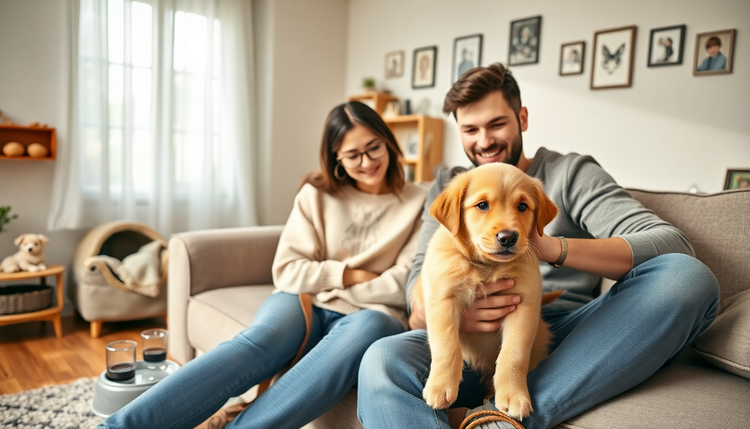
[431,163,557,263]
[14,234,49,256]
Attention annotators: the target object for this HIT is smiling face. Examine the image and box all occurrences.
[336,124,391,194]
[14,234,48,256]
[456,91,528,168]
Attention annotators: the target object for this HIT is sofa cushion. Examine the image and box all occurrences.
[559,349,750,429]
[692,288,750,379]
[187,285,275,353]
[626,188,750,302]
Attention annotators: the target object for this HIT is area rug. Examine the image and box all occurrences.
[0,377,104,429]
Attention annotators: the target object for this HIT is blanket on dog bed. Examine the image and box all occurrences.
[84,241,165,297]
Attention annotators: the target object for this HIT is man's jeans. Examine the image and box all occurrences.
[99,292,403,429]
[358,254,720,429]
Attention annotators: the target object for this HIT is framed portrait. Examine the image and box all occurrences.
[452,34,483,82]
[385,50,404,79]
[559,41,585,76]
[724,169,750,190]
[647,25,686,67]
[693,29,735,76]
[412,46,437,89]
[509,16,541,66]
[591,26,637,90]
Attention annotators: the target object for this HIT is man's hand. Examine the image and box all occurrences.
[529,227,561,264]
[343,268,379,288]
[408,279,519,331]
[460,279,519,333]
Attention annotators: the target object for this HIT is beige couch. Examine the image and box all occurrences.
[168,188,750,428]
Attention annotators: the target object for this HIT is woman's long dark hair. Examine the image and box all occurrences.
[303,101,405,195]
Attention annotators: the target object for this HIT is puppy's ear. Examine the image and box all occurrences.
[38,235,49,245]
[534,183,558,237]
[430,173,470,237]
[13,235,25,247]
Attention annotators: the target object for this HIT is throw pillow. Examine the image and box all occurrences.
[692,288,750,379]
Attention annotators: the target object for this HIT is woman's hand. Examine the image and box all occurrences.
[343,268,379,288]
[460,279,519,333]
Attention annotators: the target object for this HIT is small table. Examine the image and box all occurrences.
[0,264,65,337]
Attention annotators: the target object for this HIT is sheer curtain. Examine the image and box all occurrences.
[49,0,257,236]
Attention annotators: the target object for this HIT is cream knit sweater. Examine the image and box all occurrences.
[272,182,427,328]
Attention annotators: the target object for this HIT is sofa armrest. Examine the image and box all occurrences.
[167,225,284,364]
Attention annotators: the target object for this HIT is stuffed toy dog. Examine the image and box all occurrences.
[1,233,49,273]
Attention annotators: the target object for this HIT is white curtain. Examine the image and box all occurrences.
[48,0,257,236]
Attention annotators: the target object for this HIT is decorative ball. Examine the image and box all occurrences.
[2,142,24,157]
[27,143,48,158]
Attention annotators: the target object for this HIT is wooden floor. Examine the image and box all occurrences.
[0,315,167,394]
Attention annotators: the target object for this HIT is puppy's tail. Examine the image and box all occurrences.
[541,290,564,306]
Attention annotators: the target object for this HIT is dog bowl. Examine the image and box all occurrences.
[91,359,180,418]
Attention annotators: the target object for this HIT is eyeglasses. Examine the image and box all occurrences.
[336,142,388,168]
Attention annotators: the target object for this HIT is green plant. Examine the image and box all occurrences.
[362,77,375,89]
[0,206,18,233]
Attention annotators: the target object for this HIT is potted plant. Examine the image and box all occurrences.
[0,206,18,233]
[362,77,376,92]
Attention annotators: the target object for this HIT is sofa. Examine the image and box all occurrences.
[168,187,750,428]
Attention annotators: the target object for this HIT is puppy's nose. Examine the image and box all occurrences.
[496,230,518,248]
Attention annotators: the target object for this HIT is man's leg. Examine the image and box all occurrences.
[358,330,487,428]
[471,253,720,429]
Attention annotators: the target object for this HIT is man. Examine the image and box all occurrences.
[357,63,719,429]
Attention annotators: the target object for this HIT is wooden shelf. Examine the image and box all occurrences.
[385,114,444,182]
[0,124,57,160]
[348,92,399,116]
[0,264,65,337]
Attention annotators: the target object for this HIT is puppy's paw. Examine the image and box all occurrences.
[27,266,40,272]
[494,390,533,421]
[38,264,47,271]
[423,376,459,410]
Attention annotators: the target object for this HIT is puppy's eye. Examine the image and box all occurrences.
[518,203,528,212]
[476,201,490,211]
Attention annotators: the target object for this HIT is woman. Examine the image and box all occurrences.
[99,101,426,429]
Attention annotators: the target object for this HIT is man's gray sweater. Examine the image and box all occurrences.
[406,147,694,312]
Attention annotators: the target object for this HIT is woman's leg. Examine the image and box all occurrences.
[227,309,404,429]
[98,292,320,429]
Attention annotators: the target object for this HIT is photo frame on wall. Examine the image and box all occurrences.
[591,26,637,90]
[693,29,735,76]
[724,169,750,190]
[452,34,483,83]
[559,41,585,75]
[509,16,542,66]
[412,46,437,89]
[385,50,405,78]
[647,25,686,67]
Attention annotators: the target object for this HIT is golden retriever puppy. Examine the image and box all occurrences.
[411,163,559,420]
[0,233,49,273]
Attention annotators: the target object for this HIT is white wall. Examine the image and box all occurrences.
[346,0,750,193]
[0,0,84,313]
[255,0,349,225]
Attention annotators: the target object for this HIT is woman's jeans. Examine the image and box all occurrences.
[358,254,720,429]
[99,291,403,429]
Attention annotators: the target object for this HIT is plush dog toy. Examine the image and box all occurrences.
[1,233,49,273]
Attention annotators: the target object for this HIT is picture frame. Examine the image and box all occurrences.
[509,16,542,66]
[647,25,686,67]
[412,46,438,89]
[693,29,735,76]
[723,169,750,190]
[385,50,404,79]
[452,34,483,83]
[591,25,637,90]
[559,41,585,76]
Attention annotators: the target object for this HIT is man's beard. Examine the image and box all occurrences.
[466,133,523,167]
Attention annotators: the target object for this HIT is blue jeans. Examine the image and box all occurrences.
[100,292,403,429]
[358,254,720,429]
